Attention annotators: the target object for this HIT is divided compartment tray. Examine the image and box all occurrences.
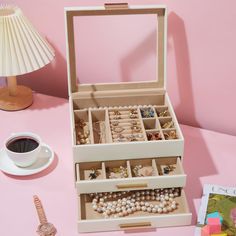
[71,94,184,161]
[75,157,186,194]
[77,189,192,232]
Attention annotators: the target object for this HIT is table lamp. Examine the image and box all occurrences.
[0,5,55,111]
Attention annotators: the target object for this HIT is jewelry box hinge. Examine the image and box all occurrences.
[104,3,129,10]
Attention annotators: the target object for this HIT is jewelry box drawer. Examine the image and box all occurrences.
[75,157,186,194]
[77,188,192,233]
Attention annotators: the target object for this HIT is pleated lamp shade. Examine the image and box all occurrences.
[0,5,55,111]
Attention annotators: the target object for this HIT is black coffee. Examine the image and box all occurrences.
[7,137,39,153]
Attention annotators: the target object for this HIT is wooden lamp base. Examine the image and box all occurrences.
[0,77,33,111]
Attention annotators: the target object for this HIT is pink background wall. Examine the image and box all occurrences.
[1,0,236,136]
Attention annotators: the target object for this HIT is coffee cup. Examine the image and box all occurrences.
[5,132,42,167]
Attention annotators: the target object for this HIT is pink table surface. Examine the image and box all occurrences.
[0,93,236,236]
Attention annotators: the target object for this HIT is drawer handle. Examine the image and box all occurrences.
[116,183,148,189]
[104,3,128,10]
[119,222,152,229]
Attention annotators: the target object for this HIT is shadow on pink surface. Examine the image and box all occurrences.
[3,153,59,180]
[168,12,217,224]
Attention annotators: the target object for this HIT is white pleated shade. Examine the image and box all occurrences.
[0,5,55,76]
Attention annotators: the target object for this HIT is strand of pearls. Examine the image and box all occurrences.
[90,188,180,218]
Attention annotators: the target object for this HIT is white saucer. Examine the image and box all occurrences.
[0,144,54,176]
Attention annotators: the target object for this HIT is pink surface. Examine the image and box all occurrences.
[1,93,236,236]
[1,0,235,136]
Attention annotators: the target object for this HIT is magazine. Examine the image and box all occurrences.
[195,184,236,236]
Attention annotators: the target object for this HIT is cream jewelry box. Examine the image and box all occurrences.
[65,3,192,233]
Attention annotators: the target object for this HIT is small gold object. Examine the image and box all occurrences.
[129,109,138,115]
[78,118,86,128]
[159,110,169,117]
[33,195,57,236]
[164,130,178,140]
[113,110,121,116]
[162,121,174,129]
[130,114,138,119]
[113,126,125,133]
[131,125,141,133]
[112,121,119,126]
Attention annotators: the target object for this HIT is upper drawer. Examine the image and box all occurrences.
[75,157,186,194]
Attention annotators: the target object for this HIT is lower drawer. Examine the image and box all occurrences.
[77,188,192,233]
[76,157,186,194]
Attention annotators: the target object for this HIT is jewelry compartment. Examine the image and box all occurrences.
[75,157,186,194]
[77,188,192,232]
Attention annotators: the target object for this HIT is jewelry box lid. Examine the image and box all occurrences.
[65,3,167,96]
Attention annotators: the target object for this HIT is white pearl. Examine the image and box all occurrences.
[141,206,146,211]
[130,203,135,207]
[150,191,155,196]
[172,201,176,205]
[132,194,136,198]
[150,204,154,208]
[174,192,179,197]
[121,206,126,211]
[163,207,167,213]
[135,202,140,206]
[162,201,167,206]
[127,196,131,200]
[146,191,150,195]
[160,194,164,198]
[136,197,141,201]
[145,202,150,207]
[136,192,141,197]
[165,196,169,201]
[127,200,131,205]
[111,208,116,213]
[146,196,151,200]
[151,196,155,200]
[167,206,172,212]
[154,205,159,209]
[97,208,102,213]
[141,196,145,201]
[117,199,121,203]
[141,191,145,195]
[147,207,152,212]
[152,208,157,213]
[108,194,112,198]
[127,208,132,214]
[92,199,98,203]
[171,204,177,210]
[99,193,103,197]
[122,201,126,206]
[116,207,121,213]
[102,207,106,212]
[131,207,136,212]
[106,210,111,215]
[157,208,163,213]
[159,203,164,208]
[117,203,121,208]
[169,197,174,202]
[122,210,127,216]
[169,194,174,198]
[93,205,98,210]
[112,194,117,198]
[118,212,123,217]
[156,197,160,201]
[122,198,127,201]
[131,199,135,203]
[136,206,141,211]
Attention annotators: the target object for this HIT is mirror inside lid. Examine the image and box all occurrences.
[65,5,167,93]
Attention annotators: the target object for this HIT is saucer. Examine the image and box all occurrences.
[0,144,54,176]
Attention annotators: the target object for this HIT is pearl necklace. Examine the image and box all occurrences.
[90,188,180,218]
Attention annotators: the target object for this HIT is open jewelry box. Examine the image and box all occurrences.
[65,3,192,233]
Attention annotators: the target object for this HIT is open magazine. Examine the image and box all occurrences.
[195,184,236,236]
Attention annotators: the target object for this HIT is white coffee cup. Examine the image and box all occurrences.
[5,132,42,167]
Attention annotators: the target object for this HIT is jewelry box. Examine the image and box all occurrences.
[65,3,192,233]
